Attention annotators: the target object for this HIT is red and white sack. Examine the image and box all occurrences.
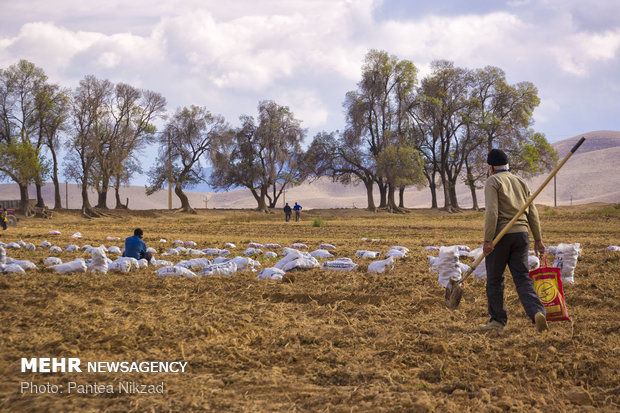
[319,243,336,250]
[530,258,570,322]
[248,242,264,249]
[291,243,309,250]
[264,243,281,250]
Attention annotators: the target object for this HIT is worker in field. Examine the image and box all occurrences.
[283,203,292,222]
[293,202,302,222]
[480,149,548,332]
[1,207,7,231]
[123,228,153,262]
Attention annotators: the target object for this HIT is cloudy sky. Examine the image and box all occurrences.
[1,0,619,183]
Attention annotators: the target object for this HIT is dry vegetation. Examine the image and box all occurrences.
[1,204,619,412]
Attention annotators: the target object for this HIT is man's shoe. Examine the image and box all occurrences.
[535,312,549,332]
[479,320,504,331]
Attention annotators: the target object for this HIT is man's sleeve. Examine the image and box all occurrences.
[525,186,542,240]
[484,178,499,241]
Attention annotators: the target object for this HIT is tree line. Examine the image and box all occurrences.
[0,51,556,216]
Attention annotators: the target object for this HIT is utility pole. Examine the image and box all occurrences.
[203,195,208,209]
[65,181,69,209]
[553,175,558,207]
[168,132,172,210]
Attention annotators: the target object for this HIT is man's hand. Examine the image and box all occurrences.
[483,241,494,255]
[534,239,546,256]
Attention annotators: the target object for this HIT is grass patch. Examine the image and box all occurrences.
[312,217,326,227]
[543,207,558,216]
[587,203,620,216]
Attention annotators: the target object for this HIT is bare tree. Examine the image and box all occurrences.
[148,105,229,213]
[65,75,112,217]
[211,101,305,212]
[35,83,70,209]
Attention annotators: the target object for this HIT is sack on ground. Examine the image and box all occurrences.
[198,261,237,276]
[257,267,285,280]
[553,243,581,283]
[243,247,262,256]
[231,256,260,271]
[156,265,197,278]
[322,258,358,272]
[108,246,122,255]
[283,256,319,271]
[529,261,570,322]
[368,257,394,274]
[355,250,380,259]
[437,246,462,288]
[10,260,37,271]
[264,251,278,259]
[51,258,87,274]
[311,249,334,259]
[44,257,63,267]
[177,258,211,271]
[1,263,26,274]
[385,249,406,259]
[91,246,109,274]
[319,243,336,250]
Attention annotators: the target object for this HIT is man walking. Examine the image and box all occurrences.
[0,207,7,231]
[293,202,302,222]
[283,203,292,222]
[480,149,548,332]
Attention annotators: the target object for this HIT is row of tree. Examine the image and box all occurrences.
[0,51,557,215]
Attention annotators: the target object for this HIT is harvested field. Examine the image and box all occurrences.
[1,205,619,412]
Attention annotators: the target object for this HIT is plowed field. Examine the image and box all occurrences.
[1,205,619,412]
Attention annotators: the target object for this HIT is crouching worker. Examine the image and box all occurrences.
[480,149,548,333]
[124,228,153,262]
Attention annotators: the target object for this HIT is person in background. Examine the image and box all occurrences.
[283,203,292,222]
[123,228,153,262]
[480,148,548,333]
[1,207,7,231]
[293,202,302,222]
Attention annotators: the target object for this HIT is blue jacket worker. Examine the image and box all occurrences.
[293,202,302,222]
[124,228,153,262]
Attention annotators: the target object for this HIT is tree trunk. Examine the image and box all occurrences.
[449,179,460,210]
[440,170,453,211]
[398,186,405,208]
[114,176,128,209]
[96,181,109,209]
[429,182,438,209]
[465,166,479,210]
[18,183,33,216]
[377,179,387,208]
[81,178,91,210]
[50,147,62,209]
[35,182,46,208]
[175,182,195,214]
[387,184,398,212]
[364,180,376,212]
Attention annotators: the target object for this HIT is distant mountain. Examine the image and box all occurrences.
[1,131,618,209]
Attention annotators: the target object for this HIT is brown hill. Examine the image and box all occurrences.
[1,131,618,210]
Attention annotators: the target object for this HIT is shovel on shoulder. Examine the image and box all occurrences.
[444,137,586,310]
